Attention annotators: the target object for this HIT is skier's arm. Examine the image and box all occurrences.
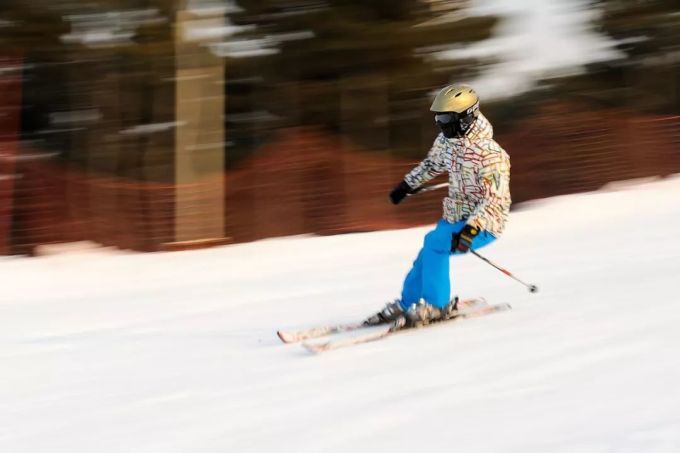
[389,135,448,205]
[403,135,448,190]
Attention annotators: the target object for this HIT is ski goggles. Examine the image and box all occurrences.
[434,113,457,124]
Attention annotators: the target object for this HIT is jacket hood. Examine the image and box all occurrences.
[465,112,493,142]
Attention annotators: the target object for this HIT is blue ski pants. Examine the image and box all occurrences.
[400,219,497,310]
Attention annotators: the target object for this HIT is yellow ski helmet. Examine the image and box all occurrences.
[430,84,480,138]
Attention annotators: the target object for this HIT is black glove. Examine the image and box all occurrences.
[389,180,415,205]
[451,224,479,254]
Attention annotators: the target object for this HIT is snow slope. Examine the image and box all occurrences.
[2,177,680,453]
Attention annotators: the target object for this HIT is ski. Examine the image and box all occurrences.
[277,322,366,344]
[277,298,488,344]
[302,302,511,354]
[302,323,396,353]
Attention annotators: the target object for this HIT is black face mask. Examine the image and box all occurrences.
[435,112,475,138]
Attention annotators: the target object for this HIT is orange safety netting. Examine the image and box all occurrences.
[3,106,679,254]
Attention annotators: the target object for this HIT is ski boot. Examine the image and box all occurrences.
[363,299,405,326]
[403,299,444,328]
[439,296,460,320]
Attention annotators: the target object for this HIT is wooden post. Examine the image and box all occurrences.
[170,9,227,248]
[0,52,22,255]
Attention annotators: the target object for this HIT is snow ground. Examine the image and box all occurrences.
[2,177,680,453]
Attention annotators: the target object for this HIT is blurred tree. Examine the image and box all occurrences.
[546,0,678,113]
[597,0,678,113]
[1,0,501,168]
[0,1,180,178]
[225,0,500,161]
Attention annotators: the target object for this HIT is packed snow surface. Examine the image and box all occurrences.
[2,177,680,453]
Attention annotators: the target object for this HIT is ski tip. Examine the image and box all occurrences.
[302,342,328,354]
[277,330,296,344]
[488,303,512,314]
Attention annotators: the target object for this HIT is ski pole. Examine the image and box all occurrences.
[407,182,448,196]
[470,249,539,293]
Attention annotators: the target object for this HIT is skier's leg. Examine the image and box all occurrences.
[368,227,436,325]
[399,221,495,322]
[400,241,429,308]
[445,229,497,316]
[400,219,452,309]
[419,219,464,309]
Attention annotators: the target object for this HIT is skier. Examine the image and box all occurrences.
[365,84,511,328]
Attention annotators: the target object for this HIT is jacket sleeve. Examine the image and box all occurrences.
[403,134,448,189]
[466,145,511,232]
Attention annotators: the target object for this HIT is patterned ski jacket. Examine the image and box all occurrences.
[404,112,511,237]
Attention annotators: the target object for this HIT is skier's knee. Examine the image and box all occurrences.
[423,230,448,253]
[423,230,437,249]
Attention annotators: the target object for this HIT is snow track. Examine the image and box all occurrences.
[1,177,680,452]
